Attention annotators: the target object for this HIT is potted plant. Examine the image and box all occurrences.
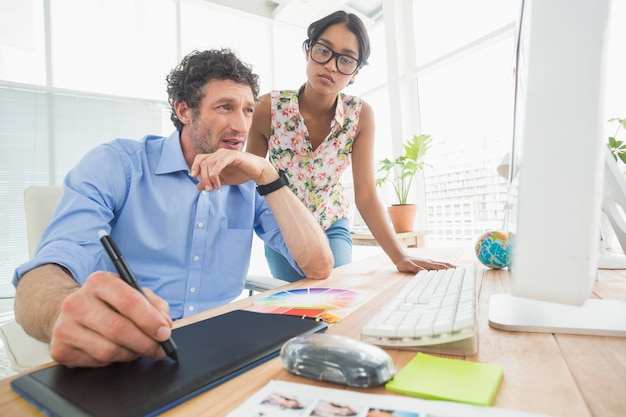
[376,134,434,232]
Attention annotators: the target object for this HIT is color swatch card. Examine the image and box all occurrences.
[386,352,503,406]
[254,287,363,310]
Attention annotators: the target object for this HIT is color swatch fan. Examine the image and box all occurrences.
[254,288,363,311]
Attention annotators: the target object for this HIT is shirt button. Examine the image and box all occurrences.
[190,287,196,293]
[188,306,195,312]
[193,255,200,261]
[198,222,204,228]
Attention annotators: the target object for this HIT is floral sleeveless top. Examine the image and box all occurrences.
[268,88,362,230]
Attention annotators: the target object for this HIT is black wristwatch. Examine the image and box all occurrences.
[257,170,289,196]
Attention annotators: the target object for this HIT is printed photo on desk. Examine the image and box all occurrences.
[228,380,554,417]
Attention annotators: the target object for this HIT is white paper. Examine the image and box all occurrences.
[227,380,554,417]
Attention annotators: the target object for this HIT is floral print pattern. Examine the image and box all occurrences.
[268,88,362,230]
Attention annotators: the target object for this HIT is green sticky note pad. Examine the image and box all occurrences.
[385,352,503,406]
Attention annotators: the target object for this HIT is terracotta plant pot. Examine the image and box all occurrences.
[387,204,417,233]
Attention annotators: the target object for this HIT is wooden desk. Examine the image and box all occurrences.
[0,247,625,417]
[351,230,429,248]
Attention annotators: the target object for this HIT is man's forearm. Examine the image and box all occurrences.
[264,188,333,279]
[14,264,79,343]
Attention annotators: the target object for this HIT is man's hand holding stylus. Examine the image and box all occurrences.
[48,271,174,368]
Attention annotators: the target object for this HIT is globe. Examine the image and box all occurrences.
[475,230,513,269]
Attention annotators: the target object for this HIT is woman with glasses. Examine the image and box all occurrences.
[247,10,453,281]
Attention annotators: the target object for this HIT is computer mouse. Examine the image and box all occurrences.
[280,333,396,388]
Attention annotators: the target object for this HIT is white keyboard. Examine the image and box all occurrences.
[361,265,477,351]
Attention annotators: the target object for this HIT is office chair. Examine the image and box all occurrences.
[0,318,51,373]
[0,186,286,373]
[0,186,60,372]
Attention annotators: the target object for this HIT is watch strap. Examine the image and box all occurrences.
[257,170,289,196]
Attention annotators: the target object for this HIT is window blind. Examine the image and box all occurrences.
[0,85,168,298]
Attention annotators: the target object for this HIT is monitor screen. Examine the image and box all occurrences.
[488,0,626,337]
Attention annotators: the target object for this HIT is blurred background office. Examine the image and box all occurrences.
[0,0,624,304]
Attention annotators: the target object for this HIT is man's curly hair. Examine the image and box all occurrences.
[166,49,260,131]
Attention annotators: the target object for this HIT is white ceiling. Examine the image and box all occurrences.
[200,0,383,29]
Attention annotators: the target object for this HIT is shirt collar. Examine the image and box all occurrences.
[331,93,346,130]
[155,130,190,175]
[291,87,347,130]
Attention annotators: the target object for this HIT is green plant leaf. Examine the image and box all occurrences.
[607,118,626,166]
[376,134,434,204]
[608,117,626,130]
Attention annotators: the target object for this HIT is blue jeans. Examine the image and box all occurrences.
[264,218,353,282]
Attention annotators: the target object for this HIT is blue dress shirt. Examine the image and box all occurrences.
[14,131,301,319]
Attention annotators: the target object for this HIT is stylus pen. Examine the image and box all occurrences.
[98,230,179,362]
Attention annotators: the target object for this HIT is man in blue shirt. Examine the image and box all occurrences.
[12,49,334,368]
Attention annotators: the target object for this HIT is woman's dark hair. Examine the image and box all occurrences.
[166,48,260,131]
[302,10,371,66]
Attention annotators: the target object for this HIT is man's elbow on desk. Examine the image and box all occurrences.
[300,267,332,280]
[298,252,333,280]
[302,267,332,280]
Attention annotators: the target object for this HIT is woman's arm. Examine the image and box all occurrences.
[352,101,454,272]
[246,93,271,158]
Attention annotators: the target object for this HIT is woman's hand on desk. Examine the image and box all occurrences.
[49,271,173,368]
[394,256,455,273]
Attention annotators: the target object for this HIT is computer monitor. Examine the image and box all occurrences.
[487,0,626,337]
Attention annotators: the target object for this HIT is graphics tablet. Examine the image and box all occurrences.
[11,310,327,417]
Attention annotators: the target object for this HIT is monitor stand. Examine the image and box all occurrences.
[488,294,626,337]
[597,221,626,269]
[597,253,626,269]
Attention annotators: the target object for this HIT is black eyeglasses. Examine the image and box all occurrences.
[308,42,361,76]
